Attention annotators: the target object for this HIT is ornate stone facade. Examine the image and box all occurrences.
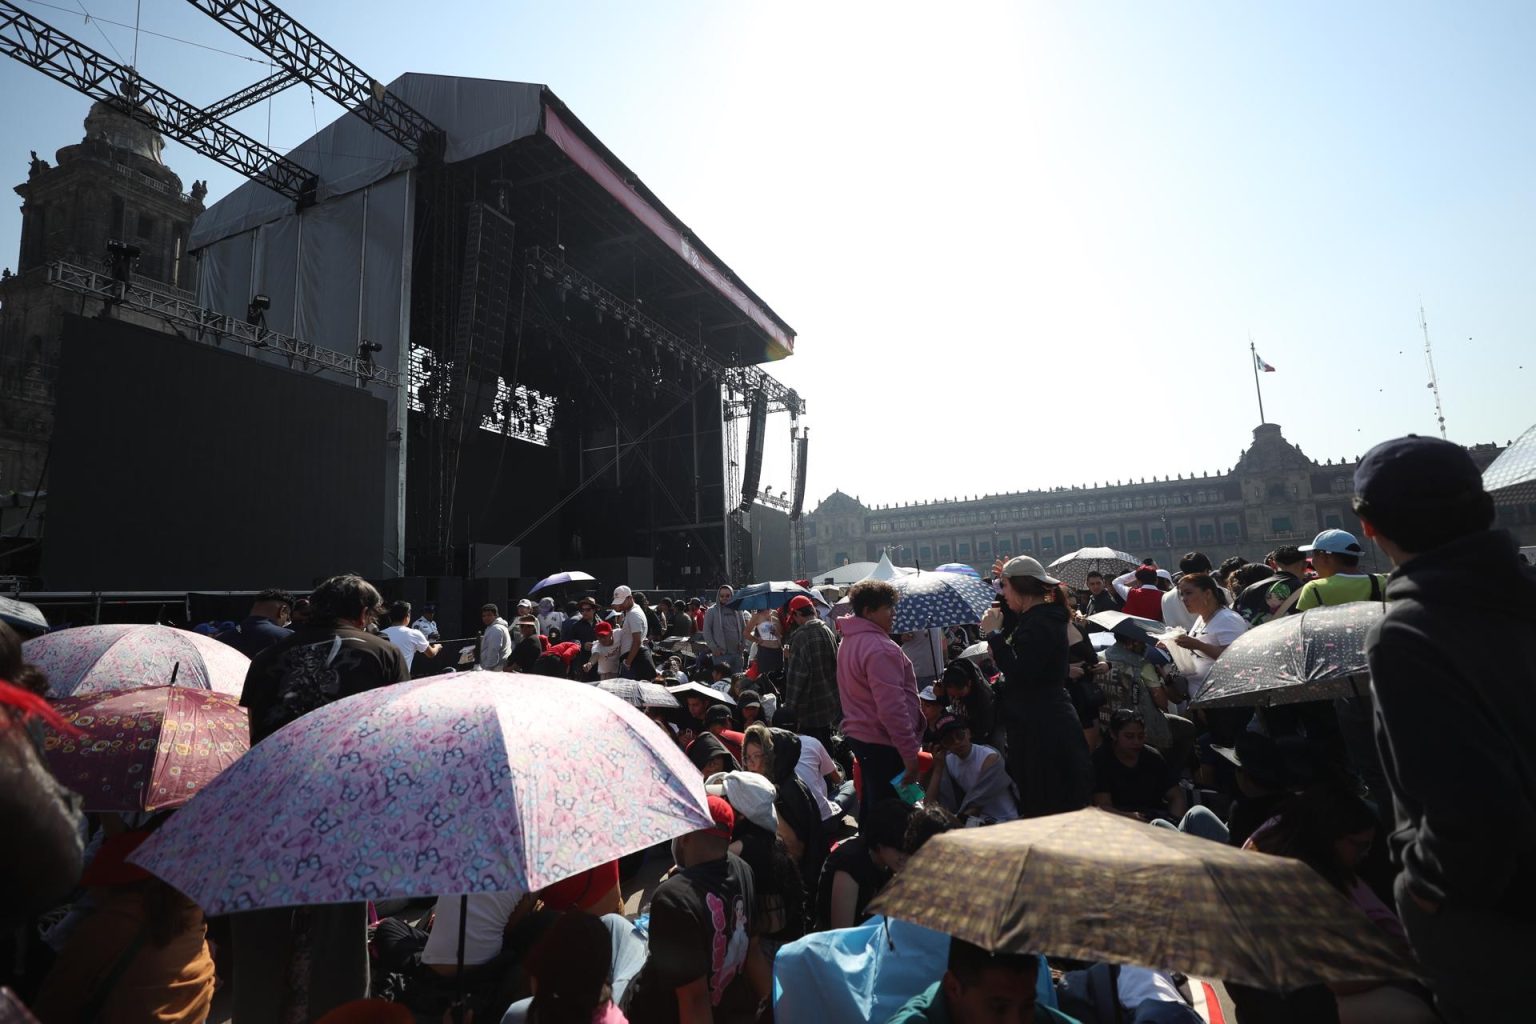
[805,423,1516,576]
[0,102,204,513]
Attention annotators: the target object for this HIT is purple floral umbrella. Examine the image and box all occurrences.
[25,624,250,699]
[131,674,712,913]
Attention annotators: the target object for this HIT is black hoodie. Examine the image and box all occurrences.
[1367,528,1536,911]
[764,728,827,897]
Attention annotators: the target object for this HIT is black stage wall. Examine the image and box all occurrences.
[44,315,388,590]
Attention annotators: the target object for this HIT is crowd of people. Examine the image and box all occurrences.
[0,433,1531,1023]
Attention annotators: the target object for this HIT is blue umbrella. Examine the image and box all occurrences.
[934,562,982,578]
[725,581,827,611]
[529,570,596,594]
[890,571,997,633]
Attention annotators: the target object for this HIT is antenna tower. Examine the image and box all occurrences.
[1419,305,1447,440]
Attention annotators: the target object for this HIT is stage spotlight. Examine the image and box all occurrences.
[246,293,270,327]
[105,239,141,284]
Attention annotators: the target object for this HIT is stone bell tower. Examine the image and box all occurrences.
[0,101,207,564]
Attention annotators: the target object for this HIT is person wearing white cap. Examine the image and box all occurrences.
[610,585,654,680]
[980,555,1093,817]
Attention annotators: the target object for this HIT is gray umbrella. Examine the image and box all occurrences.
[1047,547,1140,590]
[1483,422,1536,504]
[1191,602,1384,710]
[598,679,679,709]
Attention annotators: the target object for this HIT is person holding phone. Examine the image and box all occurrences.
[981,556,1093,818]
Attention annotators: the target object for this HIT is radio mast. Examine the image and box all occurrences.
[1419,305,1447,440]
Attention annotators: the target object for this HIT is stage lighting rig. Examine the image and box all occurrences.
[105,240,140,282]
[245,293,270,326]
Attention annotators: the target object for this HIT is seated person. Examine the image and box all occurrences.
[937,660,998,748]
[886,937,1079,1023]
[708,770,806,946]
[1094,711,1229,843]
[374,891,527,979]
[918,684,945,748]
[743,724,826,897]
[702,703,744,761]
[509,616,544,671]
[924,714,1019,824]
[686,731,739,777]
[794,730,847,827]
[1100,631,1196,773]
[1092,710,1183,823]
[816,799,914,931]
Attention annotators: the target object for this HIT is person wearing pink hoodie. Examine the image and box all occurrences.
[835,580,925,819]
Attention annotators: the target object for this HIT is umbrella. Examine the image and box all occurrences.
[887,571,997,633]
[131,675,711,914]
[0,596,49,636]
[529,570,597,595]
[43,686,249,813]
[1483,421,1536,504]
[599,679,680,709]
[934,562,981,578]
[958,640,991,661]
[26,624,251,699]
[668,681,736,707]
[1190,602,1384,710]
[867,808,1414,991]
[1085,610,1167,636]
[1048,547,1140,590]
[725,581,827,611]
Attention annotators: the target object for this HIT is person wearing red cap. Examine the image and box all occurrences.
[623,796,761,1022]
[584,620,622,680]
[782,593,841,746]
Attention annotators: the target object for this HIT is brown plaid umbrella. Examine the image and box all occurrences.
[867,808,1415,991]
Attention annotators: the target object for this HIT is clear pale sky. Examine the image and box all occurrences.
[3,1,1532,509]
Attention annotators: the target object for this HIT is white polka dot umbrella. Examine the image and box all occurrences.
[888,571,998,633]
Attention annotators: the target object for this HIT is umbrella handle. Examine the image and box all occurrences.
[452,893,469,1022]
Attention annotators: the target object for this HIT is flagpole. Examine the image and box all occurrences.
[1249,335,1267,425]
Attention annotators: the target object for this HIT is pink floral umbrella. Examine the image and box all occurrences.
[44,686,250,813]
[132,674,712,914]
[24,625,250,699]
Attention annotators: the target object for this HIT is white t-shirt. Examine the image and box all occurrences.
[1186,608,1248,700]
[420,892,521,966]
[796,735,842,821]
[944,743,1018,822]
[618,606,649,656]
[383,624,430,669]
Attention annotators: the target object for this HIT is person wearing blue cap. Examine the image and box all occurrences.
[1289,528,1388,611]
[1355,434,1536,1023]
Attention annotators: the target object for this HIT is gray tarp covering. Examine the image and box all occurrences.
[187,74,539,576]
[190,75,544,249]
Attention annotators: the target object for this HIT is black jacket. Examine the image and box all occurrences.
[1367,529,1536,911]
[987,601,1071,723]
[766,729,827,897]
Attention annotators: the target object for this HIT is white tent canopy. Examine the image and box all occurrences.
[812,553,917,587]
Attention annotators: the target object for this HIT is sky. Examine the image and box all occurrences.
[3,1,1533,510]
